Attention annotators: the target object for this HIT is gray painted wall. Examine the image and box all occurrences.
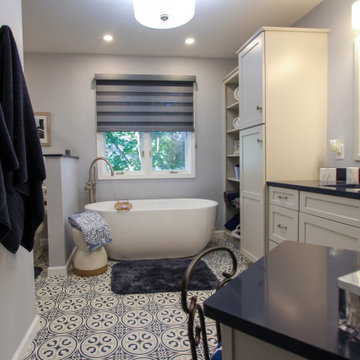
[295,0,360,167]
[0,2,38,359]
[24,54,236,229]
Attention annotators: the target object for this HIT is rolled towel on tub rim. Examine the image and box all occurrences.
[68,211,112,251]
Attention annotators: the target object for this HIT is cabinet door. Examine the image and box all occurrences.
[238,32,264,130]
[299,213,360,252]
[240,125,265,261]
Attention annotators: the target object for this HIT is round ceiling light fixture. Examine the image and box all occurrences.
[185,38,195,45]
[133,0,196,29]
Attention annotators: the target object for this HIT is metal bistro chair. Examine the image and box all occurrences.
[181,247,237,360]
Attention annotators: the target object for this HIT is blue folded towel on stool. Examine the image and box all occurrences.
[68,211,112,251]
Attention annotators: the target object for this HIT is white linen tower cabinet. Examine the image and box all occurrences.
[237,27,328,261]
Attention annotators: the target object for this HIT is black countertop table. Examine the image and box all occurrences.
[204,242,360,359]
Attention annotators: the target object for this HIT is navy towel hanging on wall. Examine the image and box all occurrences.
[0,25,46,253]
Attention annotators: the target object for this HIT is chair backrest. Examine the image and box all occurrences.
[181,247,237,360]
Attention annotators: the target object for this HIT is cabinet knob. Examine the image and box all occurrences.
[256,138,262,143]
[256,106,263,111]
[277,224,288,230]
[278,195,288,200]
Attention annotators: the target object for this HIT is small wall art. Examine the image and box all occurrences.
[34,112,51,146]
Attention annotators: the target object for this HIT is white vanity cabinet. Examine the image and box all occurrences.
[299,192,360,251]
[237,27,328,261]
[267,185,360,253]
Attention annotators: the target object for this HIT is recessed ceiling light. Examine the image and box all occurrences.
[103,34,113,42]
[185,38,195,45]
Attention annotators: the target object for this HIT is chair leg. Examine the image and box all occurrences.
[181,246,238,360]
[187,298,210,360]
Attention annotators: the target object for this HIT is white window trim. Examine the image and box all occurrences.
[96,132,196,180]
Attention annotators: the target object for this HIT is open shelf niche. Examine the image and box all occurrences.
[223,67,240,240]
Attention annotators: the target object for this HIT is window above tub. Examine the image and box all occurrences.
[95,74,196,180]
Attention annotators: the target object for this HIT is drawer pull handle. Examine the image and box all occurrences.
[278,195,288,200]
[277,224,287,230]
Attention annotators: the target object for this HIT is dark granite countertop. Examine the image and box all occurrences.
[267,180,360,199]
[204,241,360,360]
[43,153,79,159]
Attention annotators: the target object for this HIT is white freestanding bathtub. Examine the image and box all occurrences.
[85,198,218,260]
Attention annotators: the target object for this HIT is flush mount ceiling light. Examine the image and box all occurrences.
[133,0,196,29]
[353,0,360,29]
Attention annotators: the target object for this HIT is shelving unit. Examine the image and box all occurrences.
[223,67,240,240]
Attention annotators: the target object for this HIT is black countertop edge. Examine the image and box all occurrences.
[43,154,79,159]
[267,180,360,200]
[204,306,341,360]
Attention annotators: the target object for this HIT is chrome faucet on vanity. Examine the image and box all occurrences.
[85,157,114,203]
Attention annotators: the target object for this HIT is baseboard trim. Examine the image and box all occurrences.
[240,249,257,263]
[212,230,225,240]
[11,314,40,360]
[47,246,77,276]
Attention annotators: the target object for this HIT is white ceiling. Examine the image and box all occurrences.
[22,0,324,59]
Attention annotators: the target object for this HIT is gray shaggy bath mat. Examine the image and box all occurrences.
[111,257,219,294]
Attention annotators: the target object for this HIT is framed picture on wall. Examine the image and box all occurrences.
[34,112,51,146]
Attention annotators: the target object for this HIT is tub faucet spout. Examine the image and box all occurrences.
[85,157,114,203]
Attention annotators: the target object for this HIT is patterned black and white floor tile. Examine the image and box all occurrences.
[25,237,248,360]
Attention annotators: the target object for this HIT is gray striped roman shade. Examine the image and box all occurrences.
[95,74,196,132]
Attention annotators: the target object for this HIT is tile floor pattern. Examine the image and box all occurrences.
[25,237,249,360]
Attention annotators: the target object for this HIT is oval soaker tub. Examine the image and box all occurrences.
[85,198,218,260]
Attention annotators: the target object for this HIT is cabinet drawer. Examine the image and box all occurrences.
[269,205,298,244]
[300,192,360,228]
[299,213,360,252]
[269,187,299,210]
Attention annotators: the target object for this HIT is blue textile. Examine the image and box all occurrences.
[68,211,112,251]
[211,342,222,360]
[0,26,46,254]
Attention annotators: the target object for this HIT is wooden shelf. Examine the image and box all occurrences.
[226,128,240,134]
[227,177,240,183]
[223,67,238,84]
[227,101,239,110]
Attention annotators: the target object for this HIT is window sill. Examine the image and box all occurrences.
[99,172,196,180]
